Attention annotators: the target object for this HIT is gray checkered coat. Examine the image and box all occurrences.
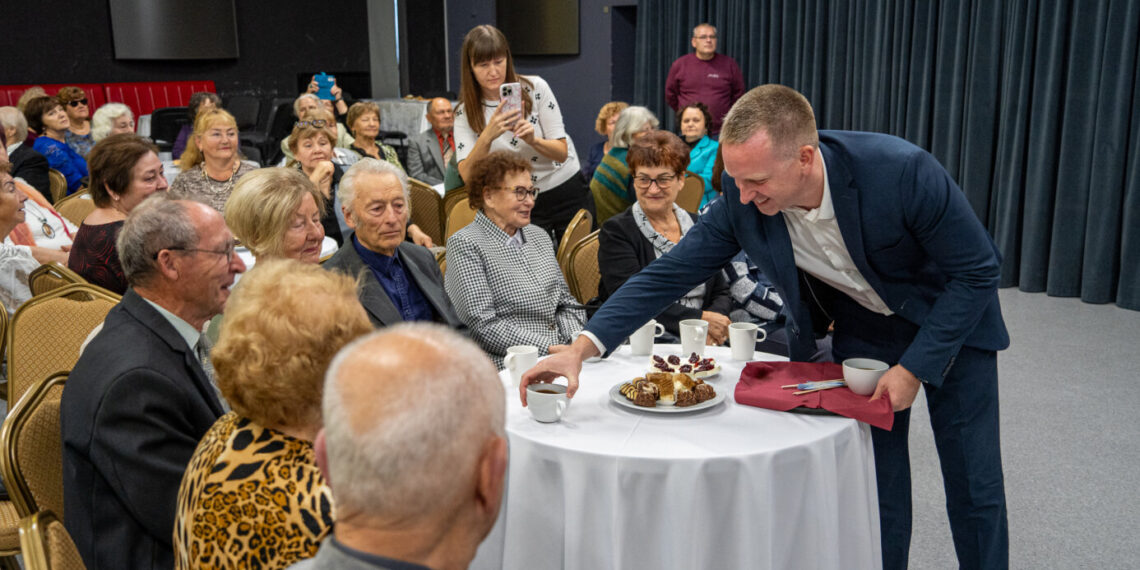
[445,211,586,366]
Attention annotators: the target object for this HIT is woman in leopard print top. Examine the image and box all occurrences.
[174,259,372,569]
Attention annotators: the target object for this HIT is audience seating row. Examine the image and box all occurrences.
[0,81,216,125]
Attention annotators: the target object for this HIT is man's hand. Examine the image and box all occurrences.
[520,336,598,406]
[702,311,731,345]
[869,364,922,411]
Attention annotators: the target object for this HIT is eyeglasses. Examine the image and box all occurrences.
[159,240,238,263]
[632,174,678,189]
[67,98,89,107]
[694,34,717,40]
[295,119,329,128]
[491,185,539,201]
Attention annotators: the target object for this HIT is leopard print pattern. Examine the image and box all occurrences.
[175,412,334,570]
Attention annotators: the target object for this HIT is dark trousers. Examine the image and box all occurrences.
[823,285,1009,570]
[532,173,590,246]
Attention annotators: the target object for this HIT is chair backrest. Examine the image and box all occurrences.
[53,190,95,227]
[441,186,468,234]
[1,373,67,518]
[436,249,447,276]
[225,95,261,131]
[557,209,593,276]
[408,178,443,246]
[0,300,7,369]
[149,107,191,150]
[6,284,119,403]
[28,263,87,297]
[445,197,476,241]
[47,170,67,204]
[18,510,85,570]
[239,143,263,166]
[566,230,601,303]
[676,171,704,213]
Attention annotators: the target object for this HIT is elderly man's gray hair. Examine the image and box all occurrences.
[293,93,321,118]
[116,194,200,287]
[337,158,411,217]
[612,106,659,149]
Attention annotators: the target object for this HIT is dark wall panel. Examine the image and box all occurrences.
[404,0,451,97]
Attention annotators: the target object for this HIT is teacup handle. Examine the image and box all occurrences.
[503,352,517,371]
[755,327,767,343]
[653,323,665,337]
[696,326,707,338]
[555,400,567,417]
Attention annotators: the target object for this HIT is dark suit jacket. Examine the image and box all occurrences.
[406,128,447,185]
[598,207,732,337]
[9,143,51,199]
[62,289,224,570]
[323,235,464,329]
[585,130,1009,386]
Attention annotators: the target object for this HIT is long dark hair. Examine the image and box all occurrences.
[458,25,533,134]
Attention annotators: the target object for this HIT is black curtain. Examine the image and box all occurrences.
[635,0,1140,310]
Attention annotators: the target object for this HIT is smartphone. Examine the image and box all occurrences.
[315,72,336,101]
[499,82,522,116]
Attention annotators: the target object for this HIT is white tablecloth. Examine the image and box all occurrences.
[472,345,881,570]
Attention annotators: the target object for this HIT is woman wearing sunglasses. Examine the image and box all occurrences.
[445,151,585,366]
[23,95,88,194]
[57,86,95,157]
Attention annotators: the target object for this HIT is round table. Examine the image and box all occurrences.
[471,344,881,570]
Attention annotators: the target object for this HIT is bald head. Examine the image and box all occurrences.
[321,323,504,523]
[426,98,454,133]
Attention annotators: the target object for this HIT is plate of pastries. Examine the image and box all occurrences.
[611,353,726,413]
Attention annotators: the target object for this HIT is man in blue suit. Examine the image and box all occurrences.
[523,84,1008,569]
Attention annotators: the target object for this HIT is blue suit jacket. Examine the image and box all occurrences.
[585,130,1009,386]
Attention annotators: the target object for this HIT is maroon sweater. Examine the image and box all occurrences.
[664,53,745,135]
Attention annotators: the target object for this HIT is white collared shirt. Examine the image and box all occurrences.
[782,154,893,316]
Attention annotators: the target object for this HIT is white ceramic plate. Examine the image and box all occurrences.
[609,383,727,414]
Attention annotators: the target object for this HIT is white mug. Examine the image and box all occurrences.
[503,345,539,387]
[842,358,890,396]
[728,322,768,361]
[526,383,568,423]
[679,319,708,357]
[629,320,666,356]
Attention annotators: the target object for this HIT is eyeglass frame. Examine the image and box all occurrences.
[67,98,89,107]
[294,119,330,128]
[631,173,680,190]
[155,239,239,263]
[489,185,540,201]
[693,34,718,40]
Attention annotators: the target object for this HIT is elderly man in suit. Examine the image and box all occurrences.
[62,195,245,570]
[324,158,463,329]
[288,323,506,570]
[523,84,1009,570]
[406,97,454,185]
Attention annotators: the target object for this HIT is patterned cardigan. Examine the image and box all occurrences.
[445,211,585,366]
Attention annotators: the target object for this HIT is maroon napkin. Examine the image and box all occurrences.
[735,361,894,430]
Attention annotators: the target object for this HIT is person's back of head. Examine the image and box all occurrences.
[319,323,507,569]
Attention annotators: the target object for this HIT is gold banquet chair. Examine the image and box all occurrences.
[441,186,468,233]
[557,209,593,279]
[5,284,118,404]
[565,230,601,304]
[676,171,705,214]
[52,189,95,227]
[18,510,85,570]
[0,373,68,520]
[46,170,68,205]
[408,177,444,246]
[445,197,477,242]
[28,263,87,297]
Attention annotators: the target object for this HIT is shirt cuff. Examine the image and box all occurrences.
[578,330,607,357]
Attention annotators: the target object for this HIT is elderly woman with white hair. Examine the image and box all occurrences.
[90,103,135,143]
[589,105,659,224]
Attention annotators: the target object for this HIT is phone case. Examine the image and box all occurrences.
[499,82,522,115]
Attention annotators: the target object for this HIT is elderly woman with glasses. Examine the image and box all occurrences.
[24,95,89,194]
[69,134,169,294]
[169,109,259,213]
[445,151,585,366]
[589,105,659,225]
[598,131,732,346]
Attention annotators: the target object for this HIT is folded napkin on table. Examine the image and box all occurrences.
[735,361,894,430]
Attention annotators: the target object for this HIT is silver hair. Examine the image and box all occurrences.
[322,323,505,521]
[293,93,321,118]
[90,103,134,143]
[612,106,659,148]
[0,107,28,139]
[116,194,201,287]
[338,158,411,219]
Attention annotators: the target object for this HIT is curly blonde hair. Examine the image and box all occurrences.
[594,101,628,136]
[212,259,371,430]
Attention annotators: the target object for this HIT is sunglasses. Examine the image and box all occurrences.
[67,98,89,107]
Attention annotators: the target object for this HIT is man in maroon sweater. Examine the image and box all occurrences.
[665,23,745,136]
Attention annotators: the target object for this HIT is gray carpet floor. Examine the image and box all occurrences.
[906,288,1140,569]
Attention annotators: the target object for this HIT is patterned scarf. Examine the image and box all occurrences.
[632,201,705,309]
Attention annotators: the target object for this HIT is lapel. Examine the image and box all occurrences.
[426,130,445,175]
[398,242,446,321]
[819,140,887,296]
[335,237,406,326]
[120,289,225,416]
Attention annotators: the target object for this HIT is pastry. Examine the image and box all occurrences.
[650,353,721,378]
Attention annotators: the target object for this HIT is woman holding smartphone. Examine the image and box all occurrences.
[454,24,588,242]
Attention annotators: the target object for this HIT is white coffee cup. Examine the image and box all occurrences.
[503,345,539,387]
[728,322,768,361]
[842,358,890,396]
[629,319,665,356]
[526,383,568,422]
[679,319,708,357]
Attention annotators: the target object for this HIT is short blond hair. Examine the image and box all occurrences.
[224,167,327,259]
[346,101,380,136]
[594,101,629,136]
[180,109,240,168]
[720,84,818,158]
[213,259,371,430]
